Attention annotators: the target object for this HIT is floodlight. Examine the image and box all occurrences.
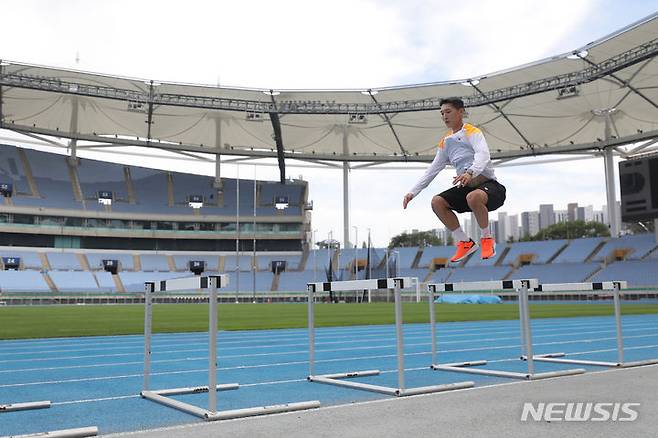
[567,50,588,60]
[263,90,280,96]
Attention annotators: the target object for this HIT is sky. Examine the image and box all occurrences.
[0,0,656,247]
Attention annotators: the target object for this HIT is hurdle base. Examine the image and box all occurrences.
[309,370,474,397]
[530,353,658,369]
[0,400,51,413]
[151,383,240,396]
[8,426,98,438]
[432,360,585,380]
[142,390,319,422]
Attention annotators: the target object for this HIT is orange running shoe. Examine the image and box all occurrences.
[450,239,478,263]
[481,237,496,259]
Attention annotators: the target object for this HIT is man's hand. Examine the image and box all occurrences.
[453,172,473,187]
[403,193,414,209]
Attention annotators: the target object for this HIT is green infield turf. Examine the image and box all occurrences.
[1,302,657,340]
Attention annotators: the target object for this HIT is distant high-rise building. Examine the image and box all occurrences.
[509,214,520,242]
[567,203,578,222]
[497,212,508,243]
[539,204,555,229]
[555,210,569,223]
[521,211,540,238]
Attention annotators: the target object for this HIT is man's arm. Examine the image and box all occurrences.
[466,130,491,177]
[403,149,447,209]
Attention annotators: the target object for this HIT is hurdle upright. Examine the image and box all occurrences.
[307,277,474,396]
[428,279,586,380]
[143,275,320,421]
[528,281,658,368]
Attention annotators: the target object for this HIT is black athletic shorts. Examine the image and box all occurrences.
[437,179,506,213]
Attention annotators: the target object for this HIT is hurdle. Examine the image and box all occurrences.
[307,277,474,396]
[5,426,99,438]
[0,400,50,413]
[527,281,658,368]
[142,275,320,421]
[428,279,586,380]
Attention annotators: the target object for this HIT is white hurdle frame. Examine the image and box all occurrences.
[527,281,658,368]
[307,277,474,396]
[7,427,99,438]
[0,400,50,413]
[143,275,320,421]
[428,279,586,380]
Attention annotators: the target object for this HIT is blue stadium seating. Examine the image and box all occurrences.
[223,255,254,272]
[590,259,658,286]
[508,263,600,283]
[278,270,322,292]
[49,271,99,292]
[553,237,606,263]
[392,247,421,269]
[501,240,568,265]
[418,246,458,267]
[223,271,273,292]
[77,157,127,201]
[139,254,170,271]
[1,250,43,270]
[0,145,31,195]
[0,271,50,292]
[21,149,80,208]
[46,252,82,270]
[94,271,117,292]
[448,266,513,282]
[398,267,430,281]
[592,234,656,261]
[463,244,507,267]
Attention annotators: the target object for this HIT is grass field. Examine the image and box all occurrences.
[1,302,658,340]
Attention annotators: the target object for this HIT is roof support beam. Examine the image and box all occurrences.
[268,93,286,183]
[470,82,535,152]
[579,53,658,110]
[367,90,408,158]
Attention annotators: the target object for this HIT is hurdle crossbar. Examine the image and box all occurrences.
[307,277,474,396]
[143,275,319,421]
[528,281,658,368]
[6,426,98,438]
[0,400,51,413]
[428,279,585,380]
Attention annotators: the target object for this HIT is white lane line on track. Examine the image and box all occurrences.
[1,318,654,362]
[2,336,657,388]
[40,344,658,408]
[1,322,656,369]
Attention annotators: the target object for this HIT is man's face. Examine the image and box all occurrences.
[440,103,464,127]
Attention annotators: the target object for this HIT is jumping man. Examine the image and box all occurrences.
[402,97,506,262]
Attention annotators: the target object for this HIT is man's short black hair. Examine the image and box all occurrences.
[439,97,465,109]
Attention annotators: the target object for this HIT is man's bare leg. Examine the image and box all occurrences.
[431,195,460,230]
[466,189,489,229]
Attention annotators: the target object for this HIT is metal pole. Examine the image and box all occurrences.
[353,226,358,280]
[313,229,317,281]
[518,288,527,359]
[308,286,315,377]
[613,283,625,364]
[385,250,389,278]
[394,284,405,391]
[235,164,240,302]
[342,127,350,250]
[429,286,437,365]
[252,166,256,302]
[520,285,534,375]
[603,112,619,237]
[143,284,152,391]
[208,279,218,413]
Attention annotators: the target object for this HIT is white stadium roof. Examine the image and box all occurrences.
[1,13,657,169]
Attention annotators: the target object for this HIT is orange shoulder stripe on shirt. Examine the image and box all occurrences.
[437,131,451,149]
[463,123,482,136]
